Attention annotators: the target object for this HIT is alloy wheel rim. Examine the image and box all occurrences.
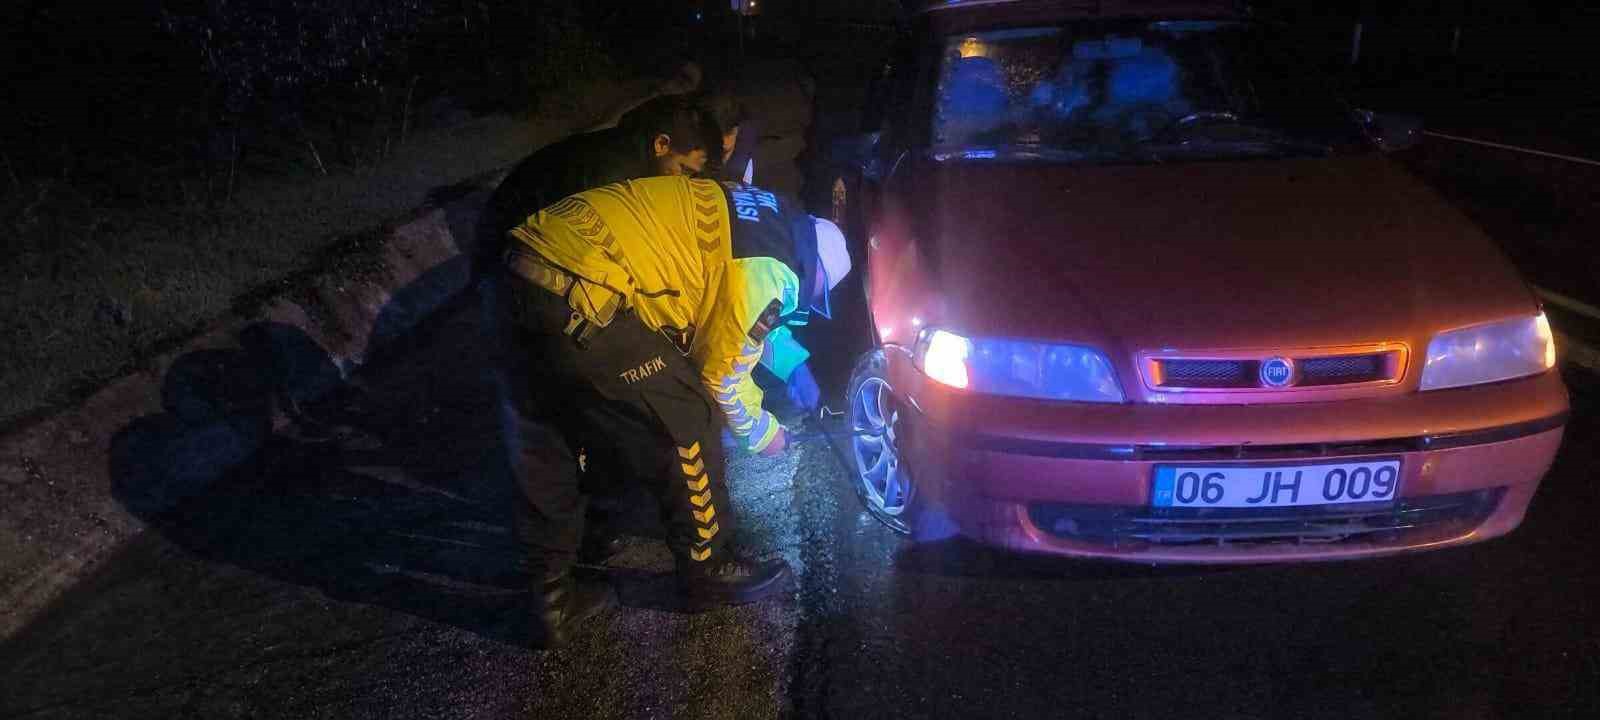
[851,376,909,516]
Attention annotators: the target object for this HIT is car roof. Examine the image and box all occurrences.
[918,0,1241,19]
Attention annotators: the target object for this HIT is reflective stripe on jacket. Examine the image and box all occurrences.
[507,176,801,452]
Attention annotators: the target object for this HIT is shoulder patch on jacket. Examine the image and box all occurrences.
[748,299,783,342]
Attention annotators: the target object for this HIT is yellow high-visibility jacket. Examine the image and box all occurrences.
[508,176,808,452]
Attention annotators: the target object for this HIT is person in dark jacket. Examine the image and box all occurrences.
[478,94,723,275]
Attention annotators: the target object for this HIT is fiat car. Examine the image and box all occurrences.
[830,0,1568,562]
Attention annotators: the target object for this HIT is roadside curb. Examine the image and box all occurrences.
[0,174,506,641]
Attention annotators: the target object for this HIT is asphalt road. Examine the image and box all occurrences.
[1,287,1597,720]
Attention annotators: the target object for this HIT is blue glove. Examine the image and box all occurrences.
[760,326,810,381]
[785,362,820,411]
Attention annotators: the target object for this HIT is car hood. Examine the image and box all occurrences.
[902,154,1536,354]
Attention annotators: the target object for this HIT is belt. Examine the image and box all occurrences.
[504,249,621,348]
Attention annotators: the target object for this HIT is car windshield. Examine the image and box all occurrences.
[931,21,1367,163]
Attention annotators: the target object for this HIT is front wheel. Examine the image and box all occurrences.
[845,350,963,543]
[847,349,911,534]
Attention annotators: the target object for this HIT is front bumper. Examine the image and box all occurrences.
[892,361,1568,563]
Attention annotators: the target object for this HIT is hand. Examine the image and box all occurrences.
[785,363,821,411]
[760,426,788,457]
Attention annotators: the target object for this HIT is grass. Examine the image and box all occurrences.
[0,78,643,430]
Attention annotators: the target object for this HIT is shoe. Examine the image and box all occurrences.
[534,570,615,649]
[577,530,625,566]
[677,556,791,611]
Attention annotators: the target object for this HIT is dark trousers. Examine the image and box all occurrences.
[491,272,735,577]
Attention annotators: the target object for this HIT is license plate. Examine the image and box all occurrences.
[1151,460,1401,508]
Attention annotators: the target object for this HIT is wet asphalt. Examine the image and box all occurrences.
[1,288,1597,720]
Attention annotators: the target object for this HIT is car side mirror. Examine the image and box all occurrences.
[1355,109,1423,152]
[832,131,884,181]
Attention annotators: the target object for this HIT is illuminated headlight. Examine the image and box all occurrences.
[1419,313,1556,391]
[915,329,1125,402]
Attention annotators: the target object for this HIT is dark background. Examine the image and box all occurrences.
[3,0,1599,212]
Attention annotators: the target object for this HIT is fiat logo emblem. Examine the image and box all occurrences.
[1260,357,1296,388]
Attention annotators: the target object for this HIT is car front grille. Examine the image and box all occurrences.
[1299,354,1386,385]
[1027,488,1504,548]
[1149,350,1400,390]
[1159,359,1255,387]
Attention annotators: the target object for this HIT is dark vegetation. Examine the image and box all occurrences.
[0,0,620,216]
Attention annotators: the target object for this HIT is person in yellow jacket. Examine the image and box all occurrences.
[494,175,850,647]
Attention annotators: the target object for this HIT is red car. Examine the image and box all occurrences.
[831,0,1568,562]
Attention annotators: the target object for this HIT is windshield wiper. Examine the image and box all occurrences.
[928,146,1096,163]
[1144,137,1334,161]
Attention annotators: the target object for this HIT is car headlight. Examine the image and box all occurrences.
[1419,313,1556,391]
[915,329,1125,402]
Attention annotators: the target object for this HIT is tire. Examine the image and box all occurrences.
[845,353,962,543]
[845,348,916,535]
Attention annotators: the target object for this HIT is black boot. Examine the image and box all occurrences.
[577,528,625,566]
[677,556,792,611]
[534,570,615,649]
